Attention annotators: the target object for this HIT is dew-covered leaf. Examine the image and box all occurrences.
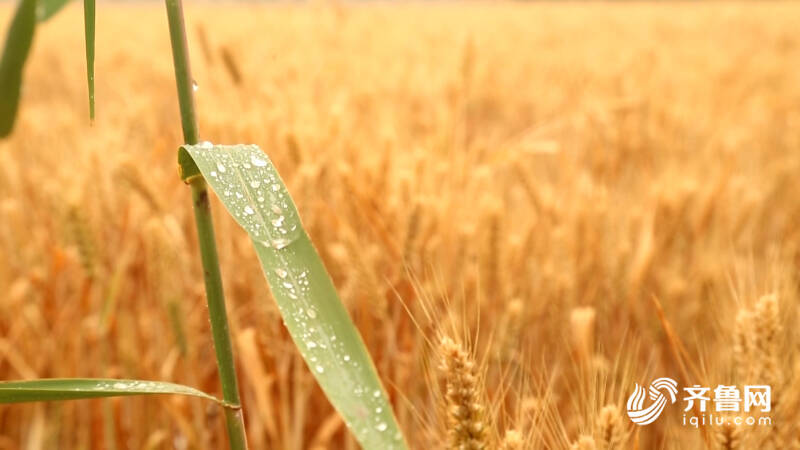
[0,0,36,138]
[36,0,70,22]
[180,143,408,450]
[0,378,220,404]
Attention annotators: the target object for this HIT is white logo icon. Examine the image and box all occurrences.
[627,377,679,425]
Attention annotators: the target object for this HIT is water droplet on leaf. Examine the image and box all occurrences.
[272,238,291,249]
[251,155,268,167]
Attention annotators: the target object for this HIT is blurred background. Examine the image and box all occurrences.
[1,2,799,449]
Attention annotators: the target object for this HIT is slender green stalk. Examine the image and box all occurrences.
[188,180,248,449]
[164,0,198,145]
[164,0,248,448]
[83,0,95,120]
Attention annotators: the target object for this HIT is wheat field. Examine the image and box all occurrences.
[1,2,800,449]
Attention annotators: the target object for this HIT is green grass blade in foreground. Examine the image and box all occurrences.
[0,379,220,404]
[36,0,70,22]
[83,0,95,119]
[0,0,36,138]
[180,143,408,450]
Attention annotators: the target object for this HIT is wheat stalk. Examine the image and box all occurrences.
[439,336,489,450]
[752,294,783,449]
[714,420,741,450]
[571,435,597,450]
[570,306,596,366]
[499,429,523,450]
[595,405,625,450]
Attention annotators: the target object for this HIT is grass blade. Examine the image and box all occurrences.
[36,0,70,22]
[83,0,94,119]
[0,0,36,138]
[180,143,408,450]
[0,378,221,404]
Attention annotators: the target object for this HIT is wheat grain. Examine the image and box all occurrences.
[439,336,489,450]
[595,405,625,450]
[571,435,597,450]
[714,420,741,450]
[570,306,596,366]
[499,429,523,450]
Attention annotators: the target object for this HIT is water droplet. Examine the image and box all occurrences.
[113,382,128,390]
[210,171,217,178]
[373,390,381,398]
[244,206,255,215]
[306,309,317,319]
[376,422,388,432]
[216,162,226,173]
[251,155,268,167]
[199,141,213,149]
[343,354,350,361]
[250,180,261,188]
[271,205,282,214]
[275,268,288,278]
[271,216,285,227]
[307,340,317,349]
[272,238,291,249]
[282,281,293,289]
[192,80,199,92]
[271,184,280,192]
[315,365,325,373]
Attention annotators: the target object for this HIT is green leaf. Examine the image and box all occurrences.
[0,378,221,404]
[83,0,94,119]
[36,0,70,22]
[0,0,36,138]
[181,143,408,450]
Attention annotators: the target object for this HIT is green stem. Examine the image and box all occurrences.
[83,0,95,120]
[189,180,248,449]
[165,0,198,145]
[164,0,248,448]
